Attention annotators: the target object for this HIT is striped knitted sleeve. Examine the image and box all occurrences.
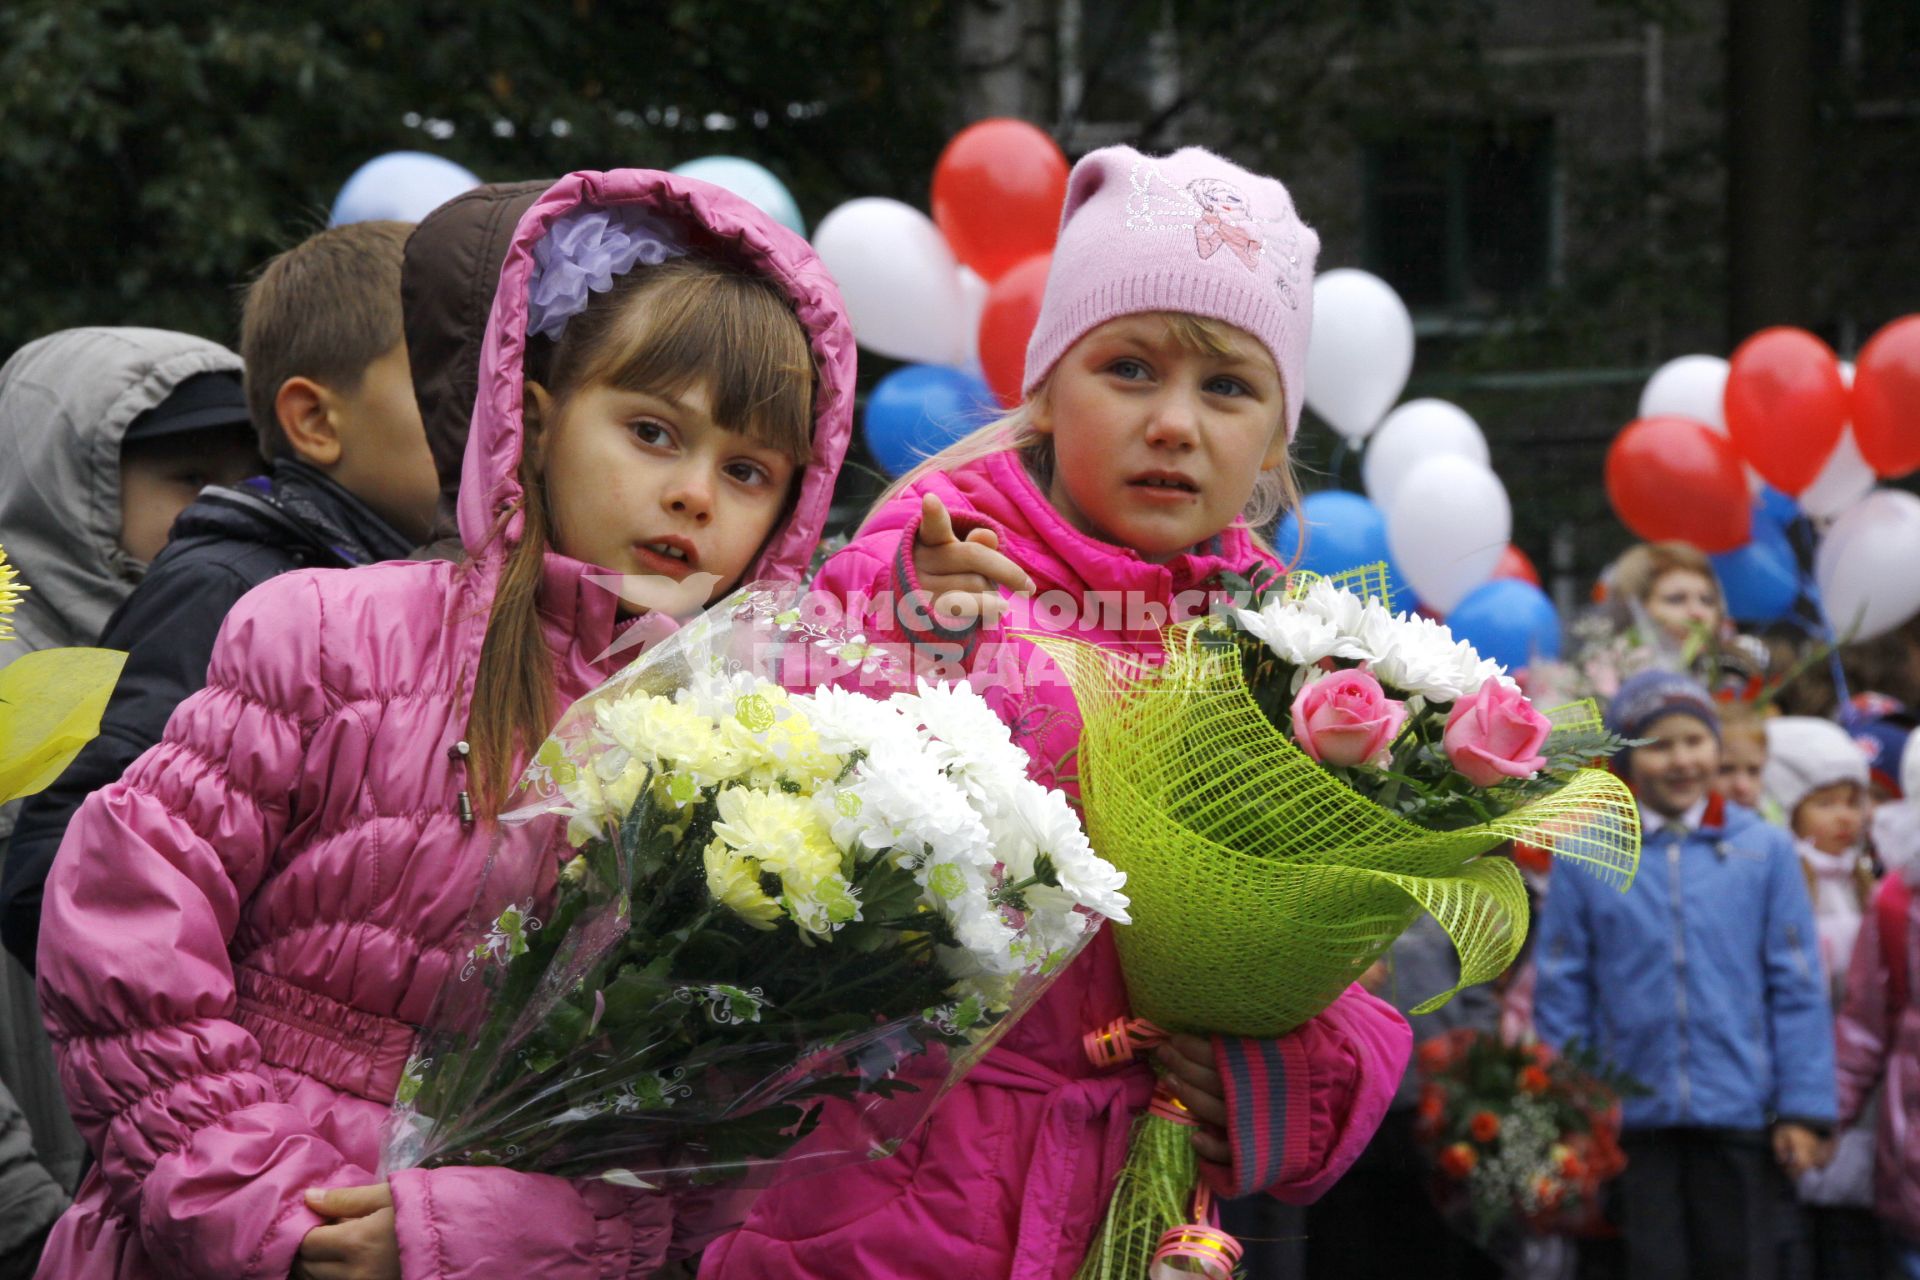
[1203,984,1410,1202]
[883,507,999,665]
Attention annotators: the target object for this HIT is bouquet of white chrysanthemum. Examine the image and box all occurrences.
[380,585,1126,1191]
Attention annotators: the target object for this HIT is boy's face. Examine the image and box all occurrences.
[1716,729,1767,811]
[1629,711,1721,820]
[1795,781,1867,856]
[118,428,262,563]
[313,342,437,543]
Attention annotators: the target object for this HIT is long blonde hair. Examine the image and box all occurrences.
[866,313,1300,539]
[467,256,816,815]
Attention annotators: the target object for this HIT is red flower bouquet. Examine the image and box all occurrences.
[1414,1029,1632,1243]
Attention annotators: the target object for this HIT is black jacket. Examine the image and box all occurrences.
[0,461,412,970]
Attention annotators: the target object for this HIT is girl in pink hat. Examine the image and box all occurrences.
[704,145,1410,1280]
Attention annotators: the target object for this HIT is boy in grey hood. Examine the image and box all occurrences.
[0,326,257,1274]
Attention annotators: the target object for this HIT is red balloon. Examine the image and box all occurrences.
[977,254,1052,408]
[1852,315,1920,478]
[1493,545,1542,587]
[1724,327,1848,495]
[1605,416,1753,553]
[932,119,1068,282]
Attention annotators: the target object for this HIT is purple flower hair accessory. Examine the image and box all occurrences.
[527,205,691,340]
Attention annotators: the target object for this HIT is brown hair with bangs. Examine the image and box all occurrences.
[869,311,1299,543]
[467,254,816,815]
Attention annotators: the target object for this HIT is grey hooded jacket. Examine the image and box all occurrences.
[0,327,243,1236]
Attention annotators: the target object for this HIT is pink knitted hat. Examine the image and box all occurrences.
[1022,145,1319,439]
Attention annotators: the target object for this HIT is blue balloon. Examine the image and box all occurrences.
[864,365,998,478]
[1275,491,1413,606]
[1712,514,1802,624]
[330,152,481,226]
[1448,579,1562,672]
[1756,485,1800,532]
[671,156,806,237]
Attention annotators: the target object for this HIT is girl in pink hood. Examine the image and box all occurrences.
[32,170,853,1279]
[706,146,1410,1278]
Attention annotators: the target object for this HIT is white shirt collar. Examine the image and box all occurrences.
[1641,797,1709,836]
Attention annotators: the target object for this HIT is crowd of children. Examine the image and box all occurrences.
[0,146,1908,1280]
[1491,545,1919,1280]
[0,151,1410,1280]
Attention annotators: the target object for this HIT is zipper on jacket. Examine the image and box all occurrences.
[450,739,474,829]
[1669,834,1691,1116]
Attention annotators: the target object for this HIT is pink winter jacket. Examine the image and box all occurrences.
[33,170,854,1280]
[1836,866,1920,1241]
[702,449,1411,1279]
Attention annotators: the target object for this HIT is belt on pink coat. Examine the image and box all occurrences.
[965,1045,1154,1279]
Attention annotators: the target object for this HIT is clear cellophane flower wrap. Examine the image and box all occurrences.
[1029,565,1641,1280]
[380,585,1129,1212]
[0,540,127,806]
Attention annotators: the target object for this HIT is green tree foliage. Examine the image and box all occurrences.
[0,0,955,354]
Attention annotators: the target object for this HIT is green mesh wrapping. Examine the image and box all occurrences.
[1033,626,1641,1037]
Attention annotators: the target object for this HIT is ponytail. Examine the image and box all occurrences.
[466,447,556,818]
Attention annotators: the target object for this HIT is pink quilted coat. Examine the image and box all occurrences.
[33,170,855,1279]
[702,449,1410,1279]
[1835,865,1920,1241]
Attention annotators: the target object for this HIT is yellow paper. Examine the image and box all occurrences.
[0,647,128,805]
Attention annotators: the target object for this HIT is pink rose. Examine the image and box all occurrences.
[1291,669,1407,768]
[1444,681,1552,787]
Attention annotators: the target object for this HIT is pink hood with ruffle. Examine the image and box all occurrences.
[34,170,853,1280]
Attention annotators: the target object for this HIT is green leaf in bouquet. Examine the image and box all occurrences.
[690,1102,822,1180]
[540,1000,591,1051]
[599,965,676,1033]
[853,855,936,926]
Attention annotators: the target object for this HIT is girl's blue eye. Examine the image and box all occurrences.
[1109,358,1150,381]
[1205,376,1251,398]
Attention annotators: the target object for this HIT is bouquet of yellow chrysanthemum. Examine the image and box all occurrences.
[0,542,126,806]
[381,585,1128,1192]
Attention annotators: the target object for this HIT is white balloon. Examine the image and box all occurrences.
[1639,354,1730,430]
[1361,399,1489,510]
[1386,456,1512,613]
[1799,428,1876,519]
[1305,269,1413,441]
[330,152,480,226]
[1816,489,1920,640]
[956,266,991,372]
[812,199,968,365]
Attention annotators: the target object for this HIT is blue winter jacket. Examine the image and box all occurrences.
[1535,794,1836,1132]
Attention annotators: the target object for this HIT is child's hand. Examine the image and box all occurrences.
[912,494,1035,629]
[1157,1034,1232,1166]
[1770,1123,1829,1179]
[296,1181,400,1280]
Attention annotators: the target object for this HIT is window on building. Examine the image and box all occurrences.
[1362,118,1557,314]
